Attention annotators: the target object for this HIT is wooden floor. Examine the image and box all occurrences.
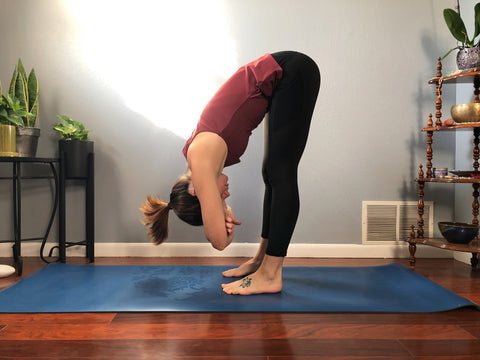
[0,256,480,359]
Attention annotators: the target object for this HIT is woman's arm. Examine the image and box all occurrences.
[187,132,236,250]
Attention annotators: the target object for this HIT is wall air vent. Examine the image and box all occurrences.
[362,201,433,244]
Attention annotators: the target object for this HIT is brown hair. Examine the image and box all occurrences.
[141,171,202,245]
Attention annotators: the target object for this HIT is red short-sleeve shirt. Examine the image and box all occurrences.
[183,54,283,167]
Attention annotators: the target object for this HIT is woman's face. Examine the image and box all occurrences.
[187,171,230,200]
[217,173,230,200]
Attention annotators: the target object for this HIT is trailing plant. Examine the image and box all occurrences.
[0,82,32,126]
[53,115,90,140]
[442,2,480,60]
[7,58,39,127]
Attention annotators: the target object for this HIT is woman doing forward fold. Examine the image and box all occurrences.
[142,51,320,295]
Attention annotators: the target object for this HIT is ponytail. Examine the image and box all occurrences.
[141,196,171,245]
[141,170,203,245]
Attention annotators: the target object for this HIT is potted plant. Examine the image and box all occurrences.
[7,59,40,157]
[442,2,480,70]
[53,115,93,178]
[0,89,32,157]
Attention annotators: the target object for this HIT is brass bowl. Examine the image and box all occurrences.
[451,103,480,123]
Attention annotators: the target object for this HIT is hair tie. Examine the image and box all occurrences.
[167,202,172,210]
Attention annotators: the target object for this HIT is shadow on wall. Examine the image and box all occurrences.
[401,24,456,200]
[393,21,457,256]
[0,0,243,245]
[47,72,191,244]
[399,85,456,246]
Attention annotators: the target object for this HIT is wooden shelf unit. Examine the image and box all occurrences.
[407,58,480,270]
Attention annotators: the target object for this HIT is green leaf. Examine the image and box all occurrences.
[27,69,38,114]
[57,115,73,123]
[7,95,20,112]
[442,46,461,60]
[8,69,17,98]
[73,120,85,131]
[18,110,31,117]
[444,8,470,45]
[474,3,480,40]
[53,122,77,136]
[53,123,65,132]
[13,71,27,112]
[28,99,38,127]
[3,109,24,126]
[16,59,27,82]
[5,94,15,109]
[6,115,24,127]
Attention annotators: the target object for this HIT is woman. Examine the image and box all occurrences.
[142,51,320,295]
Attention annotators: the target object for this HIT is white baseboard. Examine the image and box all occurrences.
[0,242,454,259]
[454,252,474,265]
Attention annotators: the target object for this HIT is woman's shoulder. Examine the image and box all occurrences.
[187,132,227,171]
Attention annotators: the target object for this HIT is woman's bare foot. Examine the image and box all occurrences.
[222,255,284,295]
[222,237,269,278]
[222,258,261,278]
[221,272,282,295]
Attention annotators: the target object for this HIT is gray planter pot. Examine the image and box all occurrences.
[457,47,480,70]
[16,127,40,157]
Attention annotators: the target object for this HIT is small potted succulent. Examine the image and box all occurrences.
[442,2,480,70]
[53,115,93,178]
[8,59,40,157]
[0,91,32,157]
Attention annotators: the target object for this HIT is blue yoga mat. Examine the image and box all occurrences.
[0,263,477,313]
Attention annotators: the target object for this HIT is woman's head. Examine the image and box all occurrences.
[141,170,202,245]
[169,171,203,226]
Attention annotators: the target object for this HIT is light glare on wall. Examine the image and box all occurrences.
[66,0,237,139]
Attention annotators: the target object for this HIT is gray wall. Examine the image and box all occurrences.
[0,0,458,249]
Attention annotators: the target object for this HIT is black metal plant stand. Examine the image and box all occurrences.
[57,151,95,263]
[0,151,95,276]
[0,157,59,275]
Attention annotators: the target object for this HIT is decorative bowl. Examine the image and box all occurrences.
[438,222,479,244]
[449,170,480,178]
[451,103,480,123]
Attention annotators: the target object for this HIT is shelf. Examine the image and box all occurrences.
[0,157,58,163]
[415,177,480,184]
[407,237,480,253]
[429,70,480,84]
[422,123,480,131]
[411,59,480,270]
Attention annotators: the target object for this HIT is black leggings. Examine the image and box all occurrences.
[262,51,320,257]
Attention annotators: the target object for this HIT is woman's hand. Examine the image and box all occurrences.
[224,204,241,235]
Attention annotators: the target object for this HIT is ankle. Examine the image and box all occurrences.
[251,256,264,266]
[258,255,284,279]
[252,238,268,265]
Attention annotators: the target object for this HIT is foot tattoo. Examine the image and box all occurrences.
[239,276,252,288]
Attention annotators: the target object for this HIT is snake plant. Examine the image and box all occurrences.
[7,59,39,127]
